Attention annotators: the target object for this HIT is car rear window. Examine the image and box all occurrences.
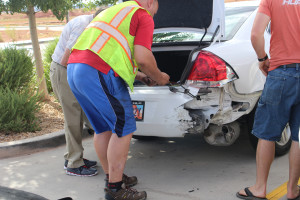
[152,6,257,44]
[225,6,257,40]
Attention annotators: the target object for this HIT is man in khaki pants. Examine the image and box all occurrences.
[50,10,103,176]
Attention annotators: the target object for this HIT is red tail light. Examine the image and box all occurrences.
[187,51,227,81]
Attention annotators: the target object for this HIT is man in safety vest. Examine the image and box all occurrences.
[67,0,169,199]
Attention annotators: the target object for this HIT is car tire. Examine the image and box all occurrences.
[246,106,292,156]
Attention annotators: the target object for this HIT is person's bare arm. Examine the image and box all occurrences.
[134,45,169,85]
[135,71,156,86]
[251,12,271,76]
[60,48,71,67]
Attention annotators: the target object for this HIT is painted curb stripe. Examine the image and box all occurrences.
[267,179,300,200]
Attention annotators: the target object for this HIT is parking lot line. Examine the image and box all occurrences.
[267,179,300,200]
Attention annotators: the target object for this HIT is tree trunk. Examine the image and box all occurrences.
[27,5,50,100]
[66,11,69,23]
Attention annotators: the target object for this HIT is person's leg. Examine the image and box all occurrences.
[238,139,275,198]
[107,133,133,183]
[287,141,300,199]
[94,131,112,174]
[287,75,300,199]
[238,68,293,199]
[104,133,147,200]
[253,139,275,196]
[50,61,85,168]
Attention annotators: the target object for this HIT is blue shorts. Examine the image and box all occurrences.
[67,63,136,137]
[252,65,300,142]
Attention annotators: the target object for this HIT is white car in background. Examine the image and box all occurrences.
[129,0,291,156]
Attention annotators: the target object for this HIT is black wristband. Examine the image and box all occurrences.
[258,54,268,62]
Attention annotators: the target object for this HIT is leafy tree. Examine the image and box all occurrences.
[83,0,117,10]
[0,0,117,100]
[0,0,80,100]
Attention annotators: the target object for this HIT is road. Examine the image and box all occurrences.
[0,25,64,32]
[0,133,291,200]
[0,25,61,55]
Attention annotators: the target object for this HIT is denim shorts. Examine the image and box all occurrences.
[252,65,300,142]
[67,63,136,137]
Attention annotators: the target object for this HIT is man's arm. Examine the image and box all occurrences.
[134,45,169,85]
[60,48,71,67]
[135,71,156,86]
[251,12,271,76]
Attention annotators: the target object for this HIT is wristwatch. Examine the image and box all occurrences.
[258,54,268,62]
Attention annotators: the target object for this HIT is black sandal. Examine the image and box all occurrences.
[236,187,267,200]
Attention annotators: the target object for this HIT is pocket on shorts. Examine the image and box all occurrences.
[264,75,285,105]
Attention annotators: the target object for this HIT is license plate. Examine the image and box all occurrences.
[132,101,145,121]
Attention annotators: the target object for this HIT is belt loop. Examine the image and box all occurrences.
[296,63,299,71]
[282,65,287,70]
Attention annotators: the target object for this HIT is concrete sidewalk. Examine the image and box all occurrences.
[0,130,65,160]
[0,129,93,200]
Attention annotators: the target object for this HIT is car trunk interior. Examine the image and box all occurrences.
[134,50,192,86]
[153,50,191,83]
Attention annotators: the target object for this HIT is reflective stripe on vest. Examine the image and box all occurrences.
[87,5,139,70]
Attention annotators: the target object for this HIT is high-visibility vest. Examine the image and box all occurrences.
[72,1,151,91]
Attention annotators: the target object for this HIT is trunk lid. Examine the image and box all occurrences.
[120,0,225,39]
[154,0,225,39]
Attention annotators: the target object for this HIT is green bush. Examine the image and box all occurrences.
[0,86,41,133]
[43,38,59,93]
[0,46,34,91]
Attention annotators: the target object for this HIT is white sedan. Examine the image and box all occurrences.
[130,0,291,156]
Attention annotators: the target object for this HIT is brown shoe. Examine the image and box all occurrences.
[105,185,147,200]
[122,174,138,187]
[105,174,138,188]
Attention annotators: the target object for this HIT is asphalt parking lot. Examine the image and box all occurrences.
[0,132,292,200]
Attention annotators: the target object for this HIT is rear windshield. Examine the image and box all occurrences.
[152,6,257,44]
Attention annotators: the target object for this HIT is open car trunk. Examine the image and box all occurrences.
[134,49,193,85]
[154,50,191,83]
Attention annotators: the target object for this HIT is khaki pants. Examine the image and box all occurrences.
[50,61,91,168]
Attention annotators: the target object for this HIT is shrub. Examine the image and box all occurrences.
[0,86,41,133]
[43,38,59,93]
[0,46,34,91]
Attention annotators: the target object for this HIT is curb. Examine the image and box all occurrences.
[0,37,57,48]
[0,130,65,159]
[0,129,92,159]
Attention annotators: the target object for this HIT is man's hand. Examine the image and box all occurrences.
[157,72,170,86]
[136,71,157,86]
[142,76,157,86]
[259,59,270,76]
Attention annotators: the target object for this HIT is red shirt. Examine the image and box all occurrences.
[68,1,154,75]
[258,0,300,70]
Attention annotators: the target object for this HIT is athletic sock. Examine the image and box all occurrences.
[108,181,123,192]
